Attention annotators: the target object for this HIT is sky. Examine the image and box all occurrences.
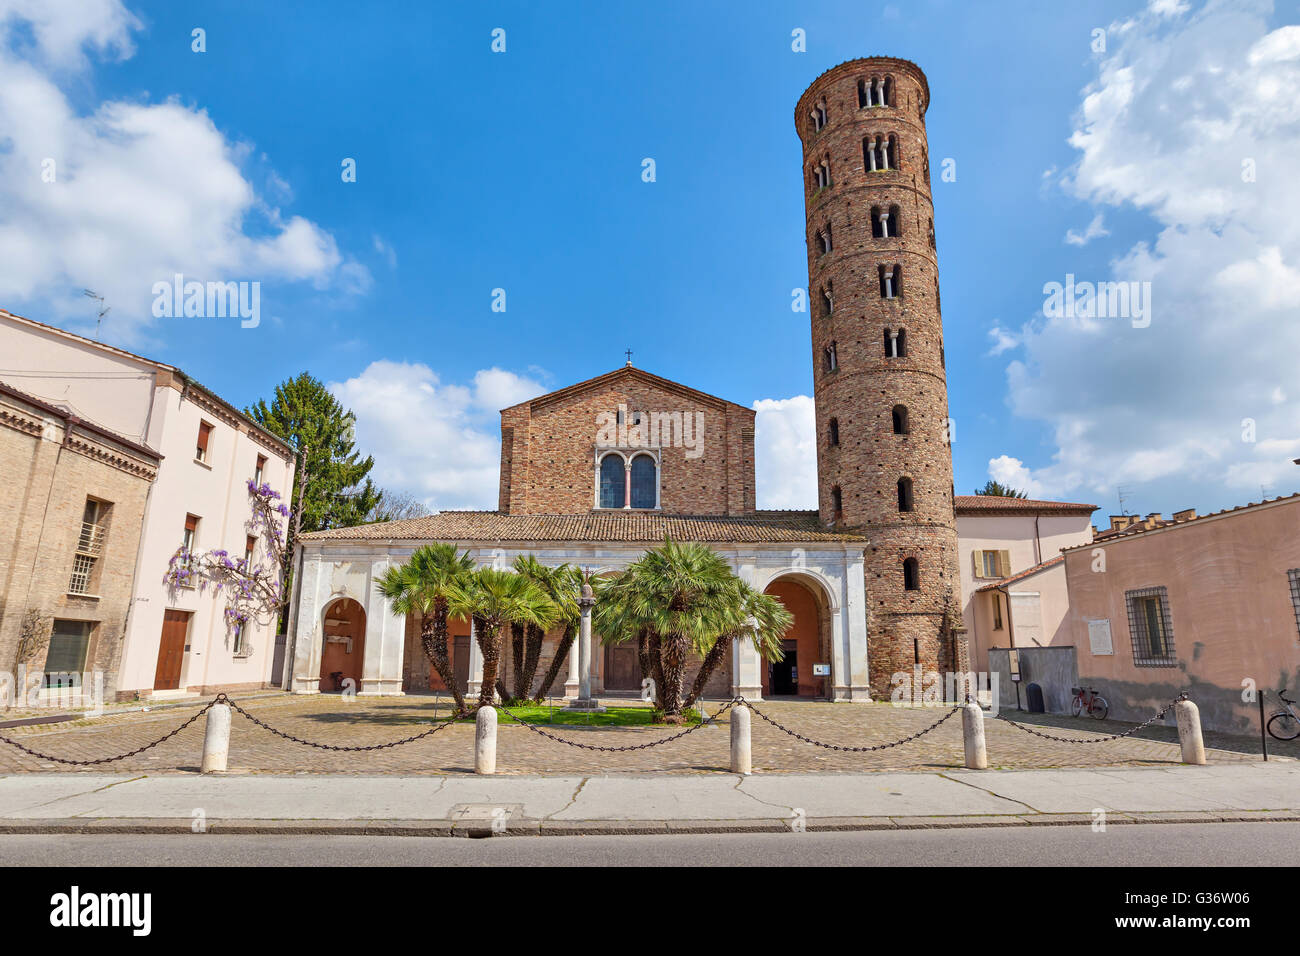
[1,0,1298,519]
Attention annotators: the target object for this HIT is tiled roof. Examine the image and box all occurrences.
[1065,492,1300,550]
[975,555,1065,592]
[301,510,870,544]
[954,495,1097,516]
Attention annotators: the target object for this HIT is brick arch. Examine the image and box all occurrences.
[319,597,365,693]
[762,573,834,699]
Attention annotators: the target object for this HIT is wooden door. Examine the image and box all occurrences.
[153,610,189,690]
[453,635,470,695]
[603,643,640,691]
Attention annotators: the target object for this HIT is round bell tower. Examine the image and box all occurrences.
[795,57,966,694]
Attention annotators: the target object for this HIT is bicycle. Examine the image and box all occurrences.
[1266,688,1300,741]
[1070,686,1109,720]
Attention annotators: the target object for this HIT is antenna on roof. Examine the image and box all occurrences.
[83,290,110,341]
[1116,486,1132,516]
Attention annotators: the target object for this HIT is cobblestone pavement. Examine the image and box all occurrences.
[0,693,1292,775]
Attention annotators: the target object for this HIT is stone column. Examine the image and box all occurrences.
[466,617,484,700]
[567,576,604,712]
[360,557,405,696]
[564,635,580,700]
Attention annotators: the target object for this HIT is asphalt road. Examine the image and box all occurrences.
[1,822,1294,866]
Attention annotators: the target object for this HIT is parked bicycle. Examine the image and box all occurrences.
[1070,686,1109,720]
[1266,688,1300,741]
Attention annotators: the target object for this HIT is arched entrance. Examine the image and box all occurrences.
[319,598,366,692]
[763,576,832,699]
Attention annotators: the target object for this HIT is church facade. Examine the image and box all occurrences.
[285,56,968,702]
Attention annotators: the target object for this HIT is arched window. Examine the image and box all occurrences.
[812,156,831,190]
[823,340,838,372]
[828,417,840,446]
[889,204,902,237]
[903,557,920,590]
[897,477,914,512]
[831,485,843,519]
[598,454,625,509]
[821,282,833,317]
[810,99,827,132]
[879,264,901,299]
[871,206,885,238]
[887,134,899,169]
[892,405,910,434]
[816,223,832,254]
[629,454,657,509]
[884,327,908,358]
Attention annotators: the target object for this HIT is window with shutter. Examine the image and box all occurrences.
[196,421,213,462]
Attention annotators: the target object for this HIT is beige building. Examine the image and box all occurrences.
[955,495,1097,674]
[1063,494,1300,733]
[0,382,159,703]
[0,309,295,700]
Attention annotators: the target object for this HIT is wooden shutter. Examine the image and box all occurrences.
[998,551,1012,577]
[972,550,984,576]
[197,421,212,459]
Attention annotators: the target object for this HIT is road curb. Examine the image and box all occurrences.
[0,811,1296,837]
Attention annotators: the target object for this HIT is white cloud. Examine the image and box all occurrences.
[0,1,362,343]
[987,455,1047,498]
[753,396,817,509]
[1064,212,1111,245]
[986,325,1019,356]
[329,361,547,512]
[999,0,1300,506]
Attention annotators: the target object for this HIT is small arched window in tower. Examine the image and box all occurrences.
[816,223,832,254]
[810,99,828,133]
[888,204,902,237]
[903,557,920,591]
[879,264,902,299]
[871,206,885,238]
[886,134,899,170]
[828,417,840,447]
[831,485,843,521]
[882,76,894,107]
[813,156,831,191]
[898,477,914,512]
[857,78,869,108]
[598,454,625,509]
[821,282,833,317]
[927,218,936,250]
[629,454,657,509]
[823,340,838,372]
[892,405,910,435]
[884,327,908,358]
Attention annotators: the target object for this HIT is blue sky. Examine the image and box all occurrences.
[2,0,1298,517]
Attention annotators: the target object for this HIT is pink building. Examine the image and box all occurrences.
[1063,494,1300,733]
[955,496,1097,674]
[0,309,295,700]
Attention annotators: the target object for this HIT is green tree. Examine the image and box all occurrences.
[594,539,791,723]
[373,543,475,715]
[246,372,382,537]
[511,556,581,701]
[447,568,557,708]
[973,480,1028,498]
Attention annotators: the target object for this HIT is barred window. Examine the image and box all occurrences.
[1125,586,1176,666]
[1289,569,1300,640]
[69,553,95,595]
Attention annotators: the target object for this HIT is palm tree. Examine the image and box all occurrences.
[683,581,790,709]
[374,543,474,714]
[448,567,557,708]
[594,539,789,723]
[512,557,581,701]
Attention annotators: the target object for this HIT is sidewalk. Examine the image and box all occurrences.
[1,762,1296,835]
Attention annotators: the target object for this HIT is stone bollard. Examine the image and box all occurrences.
[200,702,232,774]
[730,704,752,775]
[961,702,987,770]
[475,706,497,775]
[1174,698,1206,765]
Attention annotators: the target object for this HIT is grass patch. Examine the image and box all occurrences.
[449,701,704,727]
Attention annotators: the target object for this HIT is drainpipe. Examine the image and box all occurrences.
[1033,515,1042,565]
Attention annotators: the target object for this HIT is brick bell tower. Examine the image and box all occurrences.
[795,57,967,695]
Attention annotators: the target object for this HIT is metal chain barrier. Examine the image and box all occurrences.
[993,693,1187,744]
[746,698,962,752]
[492,697,741,752]
[224,695,473,752]
[0,699,220,766]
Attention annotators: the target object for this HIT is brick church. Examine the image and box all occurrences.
[286,56,969,702]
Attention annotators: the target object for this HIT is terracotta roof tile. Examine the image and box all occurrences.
[954,495,1097,516]
[301,510,869,544]
[975,555,1065,592]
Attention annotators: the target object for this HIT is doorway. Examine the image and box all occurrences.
[603,642,640,691]
[319,598,366,692]
[154,610,190,690]
[770,639,799,695]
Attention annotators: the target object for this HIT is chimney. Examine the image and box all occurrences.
[1144,512,1163,529]
[1172,508,1196,522]
[1109,515,1133,530]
